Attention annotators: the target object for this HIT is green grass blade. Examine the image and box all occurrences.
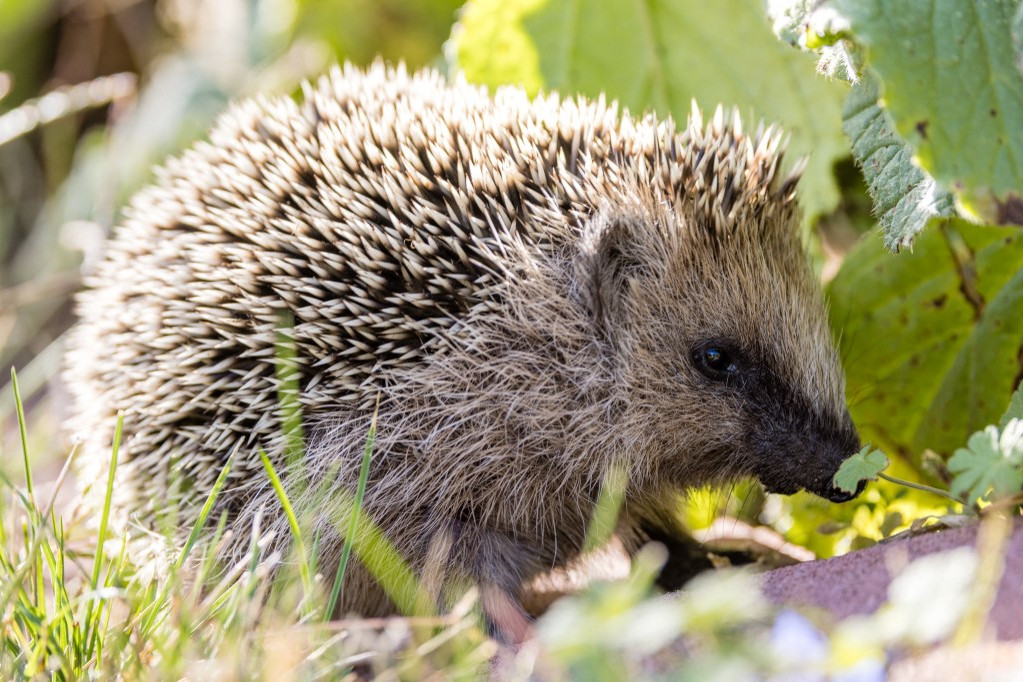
[83,411,123,661]
[195,511,230,589]
[21,607,49,678]
[172,446,237,573]
[274,314,306,471]
[32,519,44,628]
[258,449,313,598]
[583,461,628,553]
[325,405,377,621]
[96,533,130,669]
[10,367,33,500]
[139,447,236,637]
[335,504,423,617]
[0,545,44,650]
[309,525,322,576]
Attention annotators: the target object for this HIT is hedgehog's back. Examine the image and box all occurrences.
[65,64,627,514]
[65,62,795,529]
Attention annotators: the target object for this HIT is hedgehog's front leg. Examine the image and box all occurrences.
[311,516,533,642]
[422,522,537,644]
[616,508,719,591]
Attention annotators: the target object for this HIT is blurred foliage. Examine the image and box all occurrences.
[533,542,984,680]
[0,0,59,106]
[297,0,462,69]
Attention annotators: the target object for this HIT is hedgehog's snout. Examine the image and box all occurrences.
[820,479,864,503]
[802,420,863,503]
[752,409,862,503]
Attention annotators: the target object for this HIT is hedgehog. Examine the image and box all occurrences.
[65,62,860,635]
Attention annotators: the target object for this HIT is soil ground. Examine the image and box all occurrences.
[759,521,1023,681]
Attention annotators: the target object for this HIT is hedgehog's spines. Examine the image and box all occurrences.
[66,63,852,620]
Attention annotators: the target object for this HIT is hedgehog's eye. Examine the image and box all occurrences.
[692,342,739,382]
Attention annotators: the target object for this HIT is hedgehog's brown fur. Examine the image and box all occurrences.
[66,63,859,628]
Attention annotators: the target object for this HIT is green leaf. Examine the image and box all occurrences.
[948,420,1023,506]
[453,0,849,223]
[829,220,1023,458]
[1015,2,1023,71]
[833,445,889,493]
[842,72,955,250]
[450,0,545,94]
[829,0,1023,226]
[1001,382,1023,429]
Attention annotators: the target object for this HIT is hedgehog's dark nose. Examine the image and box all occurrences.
[819,478,865,503]
[817,419,864,503]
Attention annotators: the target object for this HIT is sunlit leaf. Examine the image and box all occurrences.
[948,420,1023,506]
[833,445,888,494]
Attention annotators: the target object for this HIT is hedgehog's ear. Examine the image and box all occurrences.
[580,216,650,340]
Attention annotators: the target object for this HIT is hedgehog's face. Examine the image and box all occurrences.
[586,209,861,503]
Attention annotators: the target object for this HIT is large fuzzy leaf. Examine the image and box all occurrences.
[842,72,956,250]
[829,220,1023,459]
[831,0,1023,226]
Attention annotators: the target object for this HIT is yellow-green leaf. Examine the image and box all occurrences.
[833,445,889,494]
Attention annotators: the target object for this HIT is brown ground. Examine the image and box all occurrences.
[759,520,1023,681]
[759,521,1023,641]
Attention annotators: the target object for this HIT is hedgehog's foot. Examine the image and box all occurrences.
[617,510,722,591]
[420,522,540,645]
[479,583,533,644]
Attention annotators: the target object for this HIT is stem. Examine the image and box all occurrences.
[878,472,958,501]
[11,368,33,500]
[953,510,1011,646]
